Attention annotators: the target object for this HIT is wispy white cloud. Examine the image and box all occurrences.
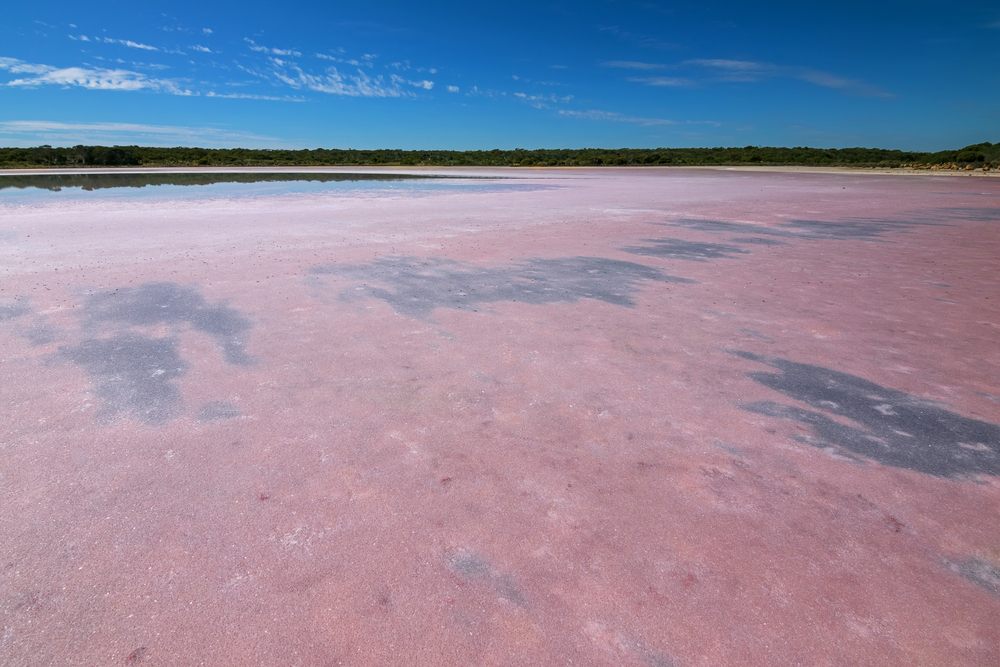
[0,57,192,94]
[316,52,375,67]
[558,109,676,125]
[244,38,301,57]
[388,60,436,74]
[627,76,690,87]
[514,92,573,109]
[598,26,679,49]
[447,85,459,93]
[602,61,667,69]
[391,74,433,90]
[466,86,506,98]
[684,58,894,97]
[267,59,420,97]
[688,58,760,71]
[0,57,52,75]
[191,45,214,53]
[96,37,159,51]
[235,63,267,78]
[203,28,213,34]
[0,120,288,148]
[205,91,304,101]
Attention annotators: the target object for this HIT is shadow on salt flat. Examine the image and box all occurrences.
[309,255,693,319]
[732,350,1000,478]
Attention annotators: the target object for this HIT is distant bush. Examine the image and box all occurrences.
[956,150,985,163]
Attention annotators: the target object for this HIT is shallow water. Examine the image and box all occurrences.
[1,167,998,666]
[0,170,543,203]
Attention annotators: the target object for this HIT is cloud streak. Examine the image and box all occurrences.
[684,58,894,97]
[558,109,675,126]
[267,58,424,97]
[83,37,160,51]
[627,76,690,87]
[244,38,301,57]
[515,92,573,109]
[0,120,288,148]
[602,61,667,70]
[316,52,376,67]
[0,57,192,94]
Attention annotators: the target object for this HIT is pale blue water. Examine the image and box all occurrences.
[0,172,550,203]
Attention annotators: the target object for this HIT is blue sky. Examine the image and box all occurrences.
[1,1,997,151]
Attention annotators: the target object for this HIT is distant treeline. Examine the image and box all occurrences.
[1,142,997,169]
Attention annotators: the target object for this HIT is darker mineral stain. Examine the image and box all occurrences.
[310,256,692,318]
[666,214,940,240]
[733,351,1000,477]
[621,238,750,261]
[23,321,59,346]
[124,646,148,664]
[82,282,254,365]
[729,236,788,246]
[944,558,1000,598]
[739,328,774,341]
[643,653,678,667]
[60,334,187,425]
[0,297,30,322]
[446,551,526,606]
[196,401,241,422]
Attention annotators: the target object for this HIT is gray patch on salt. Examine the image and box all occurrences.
[310,256,693,319]
[739,328,774,341]
[0,297,30,321]
[59,333,187,425]
[729,236,788,246]
[733,350,1000,478]
[943,558,1000,598]
[81,282,254,365]
[663,206,998,241]
[23,321,59,346]
[197,401,241,422]
[621,238,750,261]
[446,550,526,606]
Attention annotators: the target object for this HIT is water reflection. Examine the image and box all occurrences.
[0,171,449,192]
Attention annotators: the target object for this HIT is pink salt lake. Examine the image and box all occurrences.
[1,167,998,666]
